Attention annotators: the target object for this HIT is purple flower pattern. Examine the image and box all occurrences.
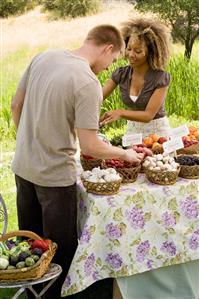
[189,230,199,250]
[180,197,199,219]
[84,253,95,276]
[126,207,145,229]
[65,275,71,287]
[80,226,91,244]
[160,241,176,256]
[62,177,199,297]
[136,240,150,262]
[105,253,123,269]
[162,211,176,228]
[146,259,153,269]
[106,223,122,239]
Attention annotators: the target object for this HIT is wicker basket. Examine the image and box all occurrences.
[80,156,102,171]
[177,143,199,155]
[151,146,164,155]
[0,230,57,281]
[102,162,141,183]
[144,167,180,185]
[81,177,122,195]
[179,165,199,179]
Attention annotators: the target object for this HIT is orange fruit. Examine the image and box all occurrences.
[193,131,199,140]
[143,137,153,147]
[149,134,160,142]
[189,126,197,133]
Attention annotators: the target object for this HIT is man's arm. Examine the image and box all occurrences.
[77,128,143,163]
[11,88,26,128]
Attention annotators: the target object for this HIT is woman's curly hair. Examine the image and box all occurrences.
[121,17,171,70]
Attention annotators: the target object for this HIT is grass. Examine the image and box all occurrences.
[0,6,198,297]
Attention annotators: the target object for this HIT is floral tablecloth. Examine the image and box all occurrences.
[61,174,199,297]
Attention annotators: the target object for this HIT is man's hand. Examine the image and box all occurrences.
[100,110,122,126]
[122,149,144,165]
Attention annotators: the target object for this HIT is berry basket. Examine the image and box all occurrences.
[176,155,199,179]
[81,176,122,195]
[144,167,180,185]
[80,156,102,171]
[102,161,141,183]
[0,230,57,281]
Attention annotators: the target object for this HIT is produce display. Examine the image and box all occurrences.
[143,154,179,172]
[175,155,199,166]
[175,155,199,179]
[81,168,122,195]
[80,124,199,188]
[103,158,141,183]
[131,144,152,157]
[0,238,50,270]
[143,134,167,153]
[81,167,121,183]
[143,154,180,185]
[103,158,139,169]
[177,127,199,155]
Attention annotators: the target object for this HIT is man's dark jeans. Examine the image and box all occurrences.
[15,175,77,299]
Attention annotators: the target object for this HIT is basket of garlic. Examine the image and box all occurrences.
[143,154,180,185]
[81,167,122,195]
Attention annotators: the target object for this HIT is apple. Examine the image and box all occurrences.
[158,137,167,144]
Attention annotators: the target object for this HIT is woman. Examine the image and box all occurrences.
[106,18,199,299]
[100,18,171,138]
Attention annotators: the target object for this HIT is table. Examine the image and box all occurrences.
[61,173,199,297]
[0,263,62,299]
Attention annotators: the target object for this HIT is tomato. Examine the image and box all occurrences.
[31,239,50,252]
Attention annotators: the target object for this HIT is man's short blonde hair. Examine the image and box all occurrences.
[85,24,123,52]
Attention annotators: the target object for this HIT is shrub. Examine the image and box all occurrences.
[0,0,38,18]
[42,0,101,18]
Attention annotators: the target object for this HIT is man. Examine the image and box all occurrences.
[11,24,142,299]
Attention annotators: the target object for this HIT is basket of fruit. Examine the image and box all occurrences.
[143,154,180,185]
[177,126,199,155]
[81,167,122,195]
[143,134,168,155]
[0,230,57,281]
[102,159,141,183]
[175,155,199,179]
[80,154,102,171]
[177,139,199,155]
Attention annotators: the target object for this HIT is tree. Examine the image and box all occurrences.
[134,0,199,59]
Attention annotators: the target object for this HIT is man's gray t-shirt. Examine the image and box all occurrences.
[12,50,102,186]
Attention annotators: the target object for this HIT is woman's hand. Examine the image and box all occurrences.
[100,110,122,126]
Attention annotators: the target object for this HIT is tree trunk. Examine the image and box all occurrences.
[184,38,194,60]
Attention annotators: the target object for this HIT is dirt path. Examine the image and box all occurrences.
[2,1,138,56]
